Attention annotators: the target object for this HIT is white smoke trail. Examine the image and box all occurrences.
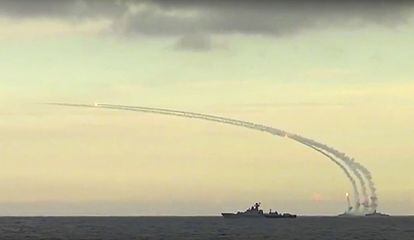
[97,104,377,211]
[47,102,377,212]
[300,142,360,209]
[288,135,377,212]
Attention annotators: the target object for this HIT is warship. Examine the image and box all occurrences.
[337,194,389,217]
[338,210,390,217]
[221,202,297,218]
[365,210,390,217]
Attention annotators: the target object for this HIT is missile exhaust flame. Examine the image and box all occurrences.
[346,192,352,212]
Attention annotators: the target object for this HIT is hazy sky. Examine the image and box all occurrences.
[1,0,414,216]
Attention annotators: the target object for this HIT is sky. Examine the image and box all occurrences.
[0,0,414,216]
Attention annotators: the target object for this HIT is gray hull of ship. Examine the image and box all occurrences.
[222,213,296,218]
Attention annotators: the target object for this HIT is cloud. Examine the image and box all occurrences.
[115,0,414,37]
[174,34,212,51]
[1,0,414,50]
[0,0,127,19]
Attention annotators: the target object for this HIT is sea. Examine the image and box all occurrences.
[0,216,413,240]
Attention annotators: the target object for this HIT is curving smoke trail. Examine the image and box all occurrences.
[47,102,377,212]
[97,103,377,212]
[300,142,360,208]
[288,135,376,211]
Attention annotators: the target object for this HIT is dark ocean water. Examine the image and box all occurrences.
[0,216,413,240]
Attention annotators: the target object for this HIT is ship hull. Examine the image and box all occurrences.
[221,213,264,218]
[221,213,297,218]
[264,214,296,218]
[338,211,390,217]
